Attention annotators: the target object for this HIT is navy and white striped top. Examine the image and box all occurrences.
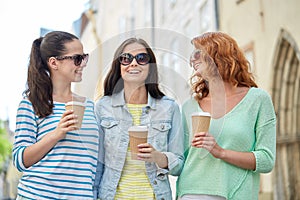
[13,97,99,199]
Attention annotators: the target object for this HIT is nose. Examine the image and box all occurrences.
[80,59,88,68]
[80,63,87,68]
[130,58,138,66]
[192,61,202,71]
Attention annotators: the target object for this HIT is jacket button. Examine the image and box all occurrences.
[158,174,165,179]
[153,180,157,185]
[145,110,149,114]
[161,124,165,130]
[161,198,165,200]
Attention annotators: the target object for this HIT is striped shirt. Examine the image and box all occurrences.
[13,97,99,199]
[115,104,155,199]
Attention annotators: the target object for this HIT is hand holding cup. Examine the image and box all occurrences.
[191,112,211,134]
[65,101,85,129]
[128,126,148,160]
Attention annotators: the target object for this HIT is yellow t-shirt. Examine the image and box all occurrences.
[115,104,155,199]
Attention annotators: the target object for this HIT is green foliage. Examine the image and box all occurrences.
[0,120,12,172]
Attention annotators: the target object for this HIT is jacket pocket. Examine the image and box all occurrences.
[150,122,171,150]
[100,118,118,129]
[152,122,171,132]
[100,118,119,149]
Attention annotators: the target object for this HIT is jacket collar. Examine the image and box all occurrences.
[111,89,156,109]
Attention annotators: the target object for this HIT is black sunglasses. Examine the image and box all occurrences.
[118,53,150,66]
[55,53,89,66]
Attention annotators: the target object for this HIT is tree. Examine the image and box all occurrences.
[0,120,12,173]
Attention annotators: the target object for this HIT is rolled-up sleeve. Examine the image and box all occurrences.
[164,101,185,176]
[253,93,276,173]
[12,99,37,172]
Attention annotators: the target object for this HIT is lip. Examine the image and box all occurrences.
[127,69,142,74]
[75,69,83,74]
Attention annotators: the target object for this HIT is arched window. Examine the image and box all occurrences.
[272,29,300,200]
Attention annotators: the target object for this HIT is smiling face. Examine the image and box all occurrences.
[120,42,149,86]
[60,39,87,83]
[48,39,87,84]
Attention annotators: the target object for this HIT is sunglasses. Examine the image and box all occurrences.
[55,53,89,66]
[118,53,150,66]
[190,49,201,68]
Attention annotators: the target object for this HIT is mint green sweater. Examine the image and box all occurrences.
[176,87,276,200]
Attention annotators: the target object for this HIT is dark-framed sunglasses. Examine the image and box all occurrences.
[55,53,89,66]
[118,53,151,66]
[190,49,201,68]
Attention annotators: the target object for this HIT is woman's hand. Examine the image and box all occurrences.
[54,110,78,140]
[137,143,168,169]
[23,110,78,168]
[191,132,224,159]
[192,132,256,170]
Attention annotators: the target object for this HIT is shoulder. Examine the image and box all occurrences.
[84,97,94,105]
[182,96,197,110]
[248,87,272,101]
[96,95,111,103]
[159,95,180,107]
[245,88,275,115]
[18,96,33,108]
[16,97,36,117]
[180,97,199,119]
[95,95,112,109]
[161,95,175,102]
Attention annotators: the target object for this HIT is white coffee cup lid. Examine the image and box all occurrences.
[191,112,211,117]
[128,125,148,132]
[65,101,85,107]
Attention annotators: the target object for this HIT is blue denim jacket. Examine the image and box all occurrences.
[93,90,184,200]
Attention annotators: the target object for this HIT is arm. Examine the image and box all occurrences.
[137,101,185,175]
[22,110,78,167]
[192,91,276,172]
[93,101,105,199]
[192,133,256,170]
[137,143,168,168]
[93,128,105,199]
[252,92,276,173]
[164,101,185,175]
[13,99,79,170]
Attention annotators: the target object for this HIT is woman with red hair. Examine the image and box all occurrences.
[176,32,276,200]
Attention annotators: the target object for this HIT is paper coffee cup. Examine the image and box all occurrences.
[128,125,148,160]
[191,112,211,134]
[65,101,85,129]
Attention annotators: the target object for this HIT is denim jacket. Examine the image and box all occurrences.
[93,90,184,200]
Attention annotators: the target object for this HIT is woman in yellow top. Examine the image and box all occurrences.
[93,37,184,200]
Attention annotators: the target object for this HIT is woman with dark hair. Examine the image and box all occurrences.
[176,32,276,200]
[93,37,184,200]
[13,31,99,199]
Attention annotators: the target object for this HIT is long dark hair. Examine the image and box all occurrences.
[103,37,165,99]
[24,31,78,118]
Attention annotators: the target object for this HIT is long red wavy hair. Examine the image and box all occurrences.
[190,32,257,101]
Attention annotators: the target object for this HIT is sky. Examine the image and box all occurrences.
[0,0,89,129]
